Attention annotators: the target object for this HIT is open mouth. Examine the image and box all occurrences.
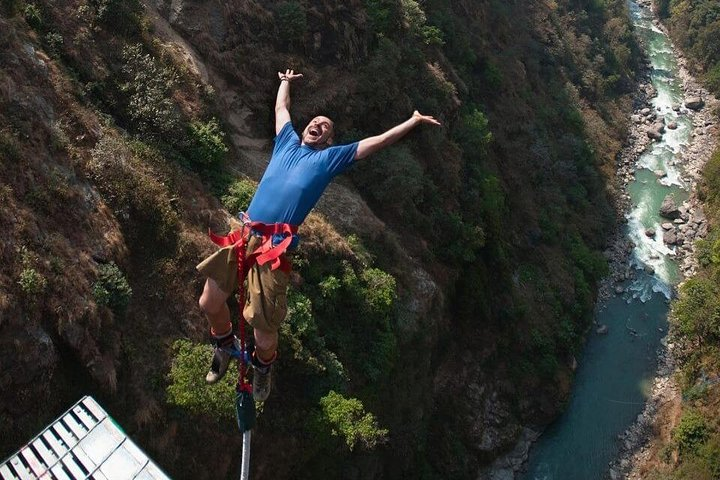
[309,126,320,137]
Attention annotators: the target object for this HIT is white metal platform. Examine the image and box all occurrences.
[0,396,170,480]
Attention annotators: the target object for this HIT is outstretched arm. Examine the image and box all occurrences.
[275,69,303,135]
[355,111,441,160]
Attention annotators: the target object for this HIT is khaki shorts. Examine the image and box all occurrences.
[196,235,290,334]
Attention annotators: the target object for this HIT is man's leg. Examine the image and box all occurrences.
[198,278,232,336]
[244,259,289,401]
[198,278,239,384]
[253,329,278,364]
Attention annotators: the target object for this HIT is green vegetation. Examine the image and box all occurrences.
[658,0,720,96]
[166,339,236,419]
[317,390,388,450]
[186,118,228,168]
[17,246,47,297]
[23,3,41,28]
[673,410,710,455]
[120,44,181,140]
[18,267,47,296]
[89,135,180,254]
[92,262,132,316]
[222,178,257,214]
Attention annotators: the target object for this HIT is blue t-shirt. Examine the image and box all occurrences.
[246,121,358,225]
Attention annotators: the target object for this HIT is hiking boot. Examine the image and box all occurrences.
[206,333,241,384]
[252,355,274,402]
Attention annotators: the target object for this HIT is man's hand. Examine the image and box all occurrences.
[412,110,441,126]
[278,69,303,82]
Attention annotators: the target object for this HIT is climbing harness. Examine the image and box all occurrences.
[208,213,298,479]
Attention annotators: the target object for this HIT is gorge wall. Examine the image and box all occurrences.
[0,0,642,478]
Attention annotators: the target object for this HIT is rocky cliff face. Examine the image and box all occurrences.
[0,1,640,478]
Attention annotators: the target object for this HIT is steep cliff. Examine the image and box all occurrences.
[0,0,640,478]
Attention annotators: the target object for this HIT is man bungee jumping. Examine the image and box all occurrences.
[197,69,441,401]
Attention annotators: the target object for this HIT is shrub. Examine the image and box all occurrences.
[222,178,257,215]
[673,410,709,456]
[335,264,398,382]
[360,268,396,315]
[44,32,64,56]
[166,339,236,419]
[17,247,47,296]
[23,3,42,29]
[317,390,388,450]
[18,268,47,296]
[400,0,426,35]
[185,118,228,169]
[319,275,341,298]
[698,438,720,478]
[422,25,445,46]
[281,290,346,381]
[454,109,492,157]
[672,278,720,343]
[89,135,180,252]
[92,262,132,316]
[705,64,720,96]
[120,44,180,139]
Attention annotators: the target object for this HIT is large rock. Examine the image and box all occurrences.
[659,195,680,219]
[646,123,665,140]
[685,96,705,110]
[663,229,677,245]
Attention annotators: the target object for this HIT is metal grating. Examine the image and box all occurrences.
[0,397,171,480]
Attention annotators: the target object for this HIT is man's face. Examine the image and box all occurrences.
[301,116,334,149]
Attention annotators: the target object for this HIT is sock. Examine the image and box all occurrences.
[252,351,277,372]
[211,323,233,338]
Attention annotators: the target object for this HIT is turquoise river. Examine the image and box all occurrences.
[521,1,693,479]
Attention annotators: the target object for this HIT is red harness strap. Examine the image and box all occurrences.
[208,219,298,392]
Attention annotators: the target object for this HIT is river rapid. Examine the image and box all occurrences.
[506,1,718,479]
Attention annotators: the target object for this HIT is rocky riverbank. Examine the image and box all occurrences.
[607,2,719,479]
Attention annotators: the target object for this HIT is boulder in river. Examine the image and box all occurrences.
[646,123,665,140]
[597,324,609,335]
[667,121,677,130]
[685,96,704,110]
[659,194,680,219]
[654,170,666,178]
[661,222,674,230]
[645,228,656,238]
[663,229,677,245]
